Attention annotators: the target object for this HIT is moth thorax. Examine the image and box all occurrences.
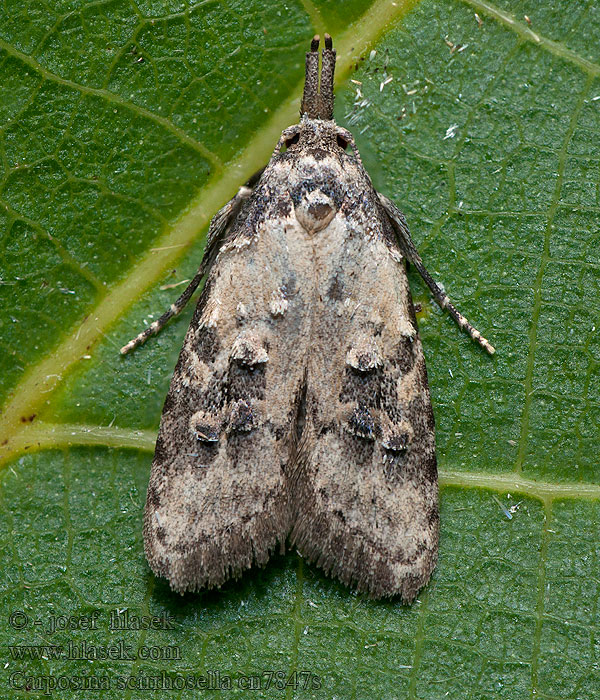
[295,189,336,235]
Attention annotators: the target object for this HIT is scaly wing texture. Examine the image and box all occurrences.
[144,193,312,593]
[290,202,438,602]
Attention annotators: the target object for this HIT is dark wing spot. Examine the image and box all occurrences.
[153,434,167,464]
[327,273,345,301]
[348,405,376,441]
[390,336,416,374]
[162,392,175,413]
[228,361,266,401]
[340,366,382,408]
[190,412,222,443]
[195,327,220,363]
[382,432,410,453]
[311,148,328,161]
[147,485,160,509]
[308,200,333,221]
[228,400,256,433]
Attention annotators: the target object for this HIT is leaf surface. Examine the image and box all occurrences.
[1,1,598,698]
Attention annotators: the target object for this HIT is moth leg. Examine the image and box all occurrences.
[120,182,255,355]
[378,192,495,355]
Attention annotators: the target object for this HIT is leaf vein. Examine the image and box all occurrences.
[463,0,600,76]
[0,36,223,168]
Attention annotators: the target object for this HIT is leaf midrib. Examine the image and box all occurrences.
[465,0,600,77]
[7,421,600,503]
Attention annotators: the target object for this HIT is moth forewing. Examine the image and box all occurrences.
[142,175,318,591]
[124,34,493,601]
[289,199,438,601]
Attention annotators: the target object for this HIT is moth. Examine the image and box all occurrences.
[122,35,494,602]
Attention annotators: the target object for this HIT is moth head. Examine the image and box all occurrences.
[279,121,354,155]
[275,35,362,163]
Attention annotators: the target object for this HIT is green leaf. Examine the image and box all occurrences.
[1,0,598,698]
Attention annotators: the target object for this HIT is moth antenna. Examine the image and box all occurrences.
[119,264,207,355]
[319,33,336,120]
[301,35,320,118]
[379,192,496,355]
[120,180,257,355]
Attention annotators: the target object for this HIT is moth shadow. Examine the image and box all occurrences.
[146,548,427,620]
[146,551,299,618]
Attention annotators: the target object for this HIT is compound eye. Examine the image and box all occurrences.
[336,134,349,150]
[285,133,300,148]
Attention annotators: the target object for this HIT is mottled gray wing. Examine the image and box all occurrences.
[144,205,310,593]
[290,210,439,601]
